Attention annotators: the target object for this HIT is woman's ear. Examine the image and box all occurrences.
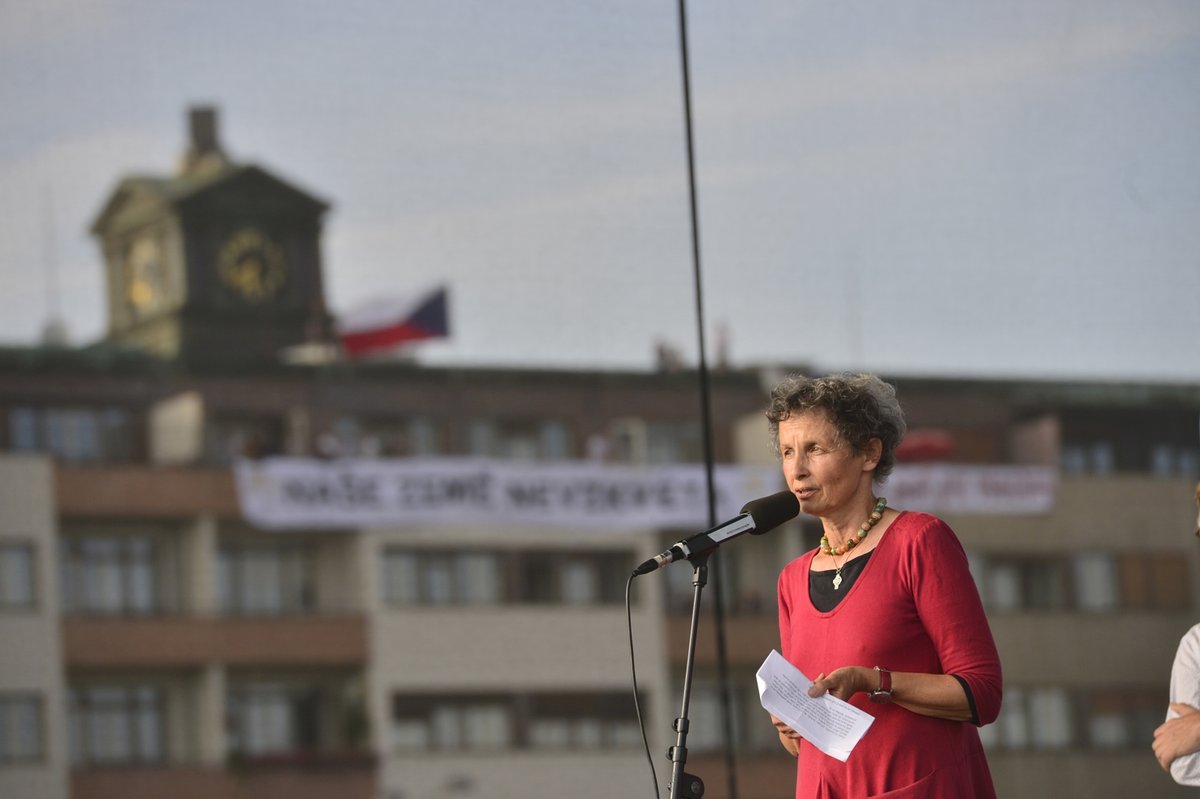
[862,437,883,472]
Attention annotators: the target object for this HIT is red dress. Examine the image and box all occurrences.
[777,511,1002,798]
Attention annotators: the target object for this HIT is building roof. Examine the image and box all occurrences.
[90,163,330,235]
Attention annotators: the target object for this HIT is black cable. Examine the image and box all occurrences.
[627,572,660,798]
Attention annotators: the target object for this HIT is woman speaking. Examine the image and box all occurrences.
[764,373,1002,798]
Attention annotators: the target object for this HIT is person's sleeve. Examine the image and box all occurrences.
[1168,625,1200,786]
[903,517,1003,726]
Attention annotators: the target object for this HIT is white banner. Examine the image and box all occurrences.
[233,458,1057,531]
[233,457,785,531]
[885,464,1057,514]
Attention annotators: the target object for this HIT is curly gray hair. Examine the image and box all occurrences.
[765,372,907,482]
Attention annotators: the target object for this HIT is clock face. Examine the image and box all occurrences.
[216,228,287,302]
[124,235,164,314]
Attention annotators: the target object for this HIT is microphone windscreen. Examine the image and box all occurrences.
[742,490,800,535]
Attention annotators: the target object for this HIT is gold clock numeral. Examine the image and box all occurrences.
[217,228,286,302]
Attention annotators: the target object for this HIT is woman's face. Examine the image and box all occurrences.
[777,409,879,518]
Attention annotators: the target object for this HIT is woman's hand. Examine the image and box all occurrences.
[808,667,874,701]
[1154,703,1200,771]
[770,713,800,757]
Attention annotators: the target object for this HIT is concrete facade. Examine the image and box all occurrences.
[2,361,1198,799]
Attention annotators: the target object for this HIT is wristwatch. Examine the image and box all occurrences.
[869,666,893,704]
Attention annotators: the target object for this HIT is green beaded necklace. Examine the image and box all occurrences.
[820,496,888,590]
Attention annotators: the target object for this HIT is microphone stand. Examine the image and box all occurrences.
[667,551,711,799]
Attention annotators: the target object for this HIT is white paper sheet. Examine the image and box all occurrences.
[755,649,875,762]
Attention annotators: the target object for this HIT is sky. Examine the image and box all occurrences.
[1,0,1198,381]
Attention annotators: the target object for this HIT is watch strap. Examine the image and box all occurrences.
[869,666,893,703]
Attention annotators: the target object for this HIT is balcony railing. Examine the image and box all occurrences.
[56,464,240,518]
[62,614,368,667]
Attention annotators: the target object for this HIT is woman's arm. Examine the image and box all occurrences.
[808,667,973,722]
[902,518,1003,724]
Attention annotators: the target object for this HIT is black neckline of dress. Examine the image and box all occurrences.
[809,550,874,612]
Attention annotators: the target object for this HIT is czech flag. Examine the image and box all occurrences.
[338,287,450,358]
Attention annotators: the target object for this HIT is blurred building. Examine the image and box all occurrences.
[1,109,1199,799]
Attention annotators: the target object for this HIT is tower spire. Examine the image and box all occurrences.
[179,106,230,177]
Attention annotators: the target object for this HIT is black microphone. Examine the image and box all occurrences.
[632,490,799,575]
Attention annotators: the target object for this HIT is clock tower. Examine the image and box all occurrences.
[91,107,334,365]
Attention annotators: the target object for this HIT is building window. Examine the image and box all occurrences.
[226,683,320,757]
[7,405,132,463]
[526,692,641,750]
[1028,688,1073,749]
[538,421,568,460]
[1060,445,1087,476]
[511,551,627,605]
[985,686,1075,751]
[1151,444,1175,476]
[1150,444,1200,478]
[332,416,444,457]
[1024,560,1068,609]
[206,417,283,463]
[1073,553,1118,612]
[972,551,1189,613]
[69,685,163,766]
[8,407,37,451]
[218,545,316,614]
[983,684,1162,753]
[408,418,440,456]
[382,551,500,606]
[467,420,495,457]
[0,543,35,610]
[60,536,159,615]
[987,686,1029,749]
[1119,553,1190,611]
[465,419,573,461]
[1087,690,1133,749]
[606,418,647,463]
[661,545,767,615]
[1090,442,1115,475]
[685,683,743,753]
[381,549,629,607]
[392,694,511,752]
[601,417,705,464]
[0,694,43,763]
[391,691,638,753]
[982,559,1022,611]
[647,420,704,464]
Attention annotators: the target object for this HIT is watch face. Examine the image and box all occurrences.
[217,228,286,302]
[125,235,164,314]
